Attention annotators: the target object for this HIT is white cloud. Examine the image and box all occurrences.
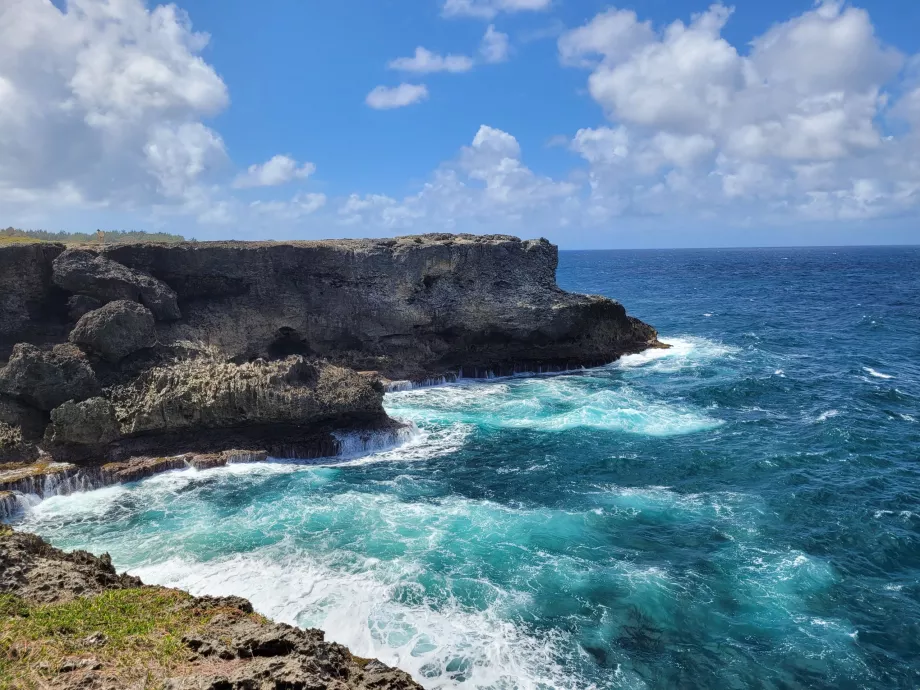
[233,155,315,188]
[388,47,474,73]
[250,192,327,220]
[442,0,551,20]
[558,0,920,223]
[480,25,510,63]
[0,0,228,208]
[366,83,429,109]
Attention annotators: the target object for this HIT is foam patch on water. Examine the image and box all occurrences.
[863,367,893,379]
[613,336,739,373]
[386,377,722,437]
[131,548,580,690]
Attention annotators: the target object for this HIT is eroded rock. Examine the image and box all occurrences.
[0,343,101,410]
[46,397,119,446]
[53,249,181,321]
[110,356,383,437]
[69,300,156,362]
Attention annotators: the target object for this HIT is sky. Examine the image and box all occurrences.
[1,0,920,248]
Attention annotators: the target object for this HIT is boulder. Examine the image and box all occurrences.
[0,343,100,411]
[69,300,156,362]
[46,397,120,446]
[52,249,180,321]
[67,294,102,322]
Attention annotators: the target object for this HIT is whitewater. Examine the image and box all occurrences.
[11,247,920,689]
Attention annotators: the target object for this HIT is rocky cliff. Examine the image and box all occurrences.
[0,234,659,467]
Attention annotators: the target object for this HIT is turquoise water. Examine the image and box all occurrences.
[15,247,920,689]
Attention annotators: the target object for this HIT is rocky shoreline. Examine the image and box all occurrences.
[0,233,659,686]
[0,233,659,482]
[0,525,423,689]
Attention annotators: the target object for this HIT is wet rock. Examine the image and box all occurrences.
[53,249,181,321]
[69,300,156,362]
[67,294,103,321]
[46,397,120,446]
[0,343,100,410]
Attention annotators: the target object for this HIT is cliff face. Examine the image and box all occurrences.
[100,234,657,379]
[0,234,658,466]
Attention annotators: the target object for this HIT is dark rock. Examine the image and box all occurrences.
[67,294,103,321]
[0,394,46,441]
[46,397,120,446]
[69,300,156,362]
[103,235,659,379]
[0,343,101,410]
[0,242,66,359]
[53,249,181,321]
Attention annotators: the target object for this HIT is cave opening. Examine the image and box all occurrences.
[268,327,313,359]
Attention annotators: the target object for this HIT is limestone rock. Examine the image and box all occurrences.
[46,397,119,446]
[67,294,102,321]
[110,356,383,437]
[69,300,156,362]
[53,249,181,321]
[0,343,100,411]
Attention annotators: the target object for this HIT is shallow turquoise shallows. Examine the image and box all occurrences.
[15,247,920,689]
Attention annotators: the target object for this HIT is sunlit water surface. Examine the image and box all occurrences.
[14,247,920,689]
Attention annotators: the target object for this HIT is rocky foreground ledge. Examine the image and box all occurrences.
[0,233,660,498]
[0,525,422,689]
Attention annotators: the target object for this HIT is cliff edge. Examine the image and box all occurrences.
[0,233,659,467]
[0,525,422,689]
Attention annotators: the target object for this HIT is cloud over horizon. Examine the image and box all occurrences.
[1,0,918,244]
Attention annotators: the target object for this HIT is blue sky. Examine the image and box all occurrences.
[3,0,920,248]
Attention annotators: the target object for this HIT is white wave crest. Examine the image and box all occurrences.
[613,336,739,373]
[863,367,893,380]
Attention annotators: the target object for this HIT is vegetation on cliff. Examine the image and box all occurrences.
[0,227,186,246]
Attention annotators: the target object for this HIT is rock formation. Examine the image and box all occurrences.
[0,526,421,689]
[69,300,157,362]
[0,234,660,467]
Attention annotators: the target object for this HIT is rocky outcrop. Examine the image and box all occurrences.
[52,248,181,321]
[101,234,659,379]
[0,527,422,689]
[0,234,659,467]
[46,397,120,446]
[69,300,156,362]
[0,342,100,411]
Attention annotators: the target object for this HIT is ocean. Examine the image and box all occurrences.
[14,246,920,689]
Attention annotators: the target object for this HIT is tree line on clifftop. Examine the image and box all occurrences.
[1,226,187,245]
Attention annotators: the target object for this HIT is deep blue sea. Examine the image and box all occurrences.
[14,247,920,689]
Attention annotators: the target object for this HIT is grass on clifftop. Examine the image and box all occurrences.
[0,588,266,689]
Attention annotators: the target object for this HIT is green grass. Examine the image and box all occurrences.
[0,587,264,689]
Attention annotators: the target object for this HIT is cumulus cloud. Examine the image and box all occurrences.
[442,0,551,20]
[480,25,510,63]
[0,0,228,212]
[558,0,920,222]
[366,83,430,109]
[388,47,474,73]
[233,155,315,188]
